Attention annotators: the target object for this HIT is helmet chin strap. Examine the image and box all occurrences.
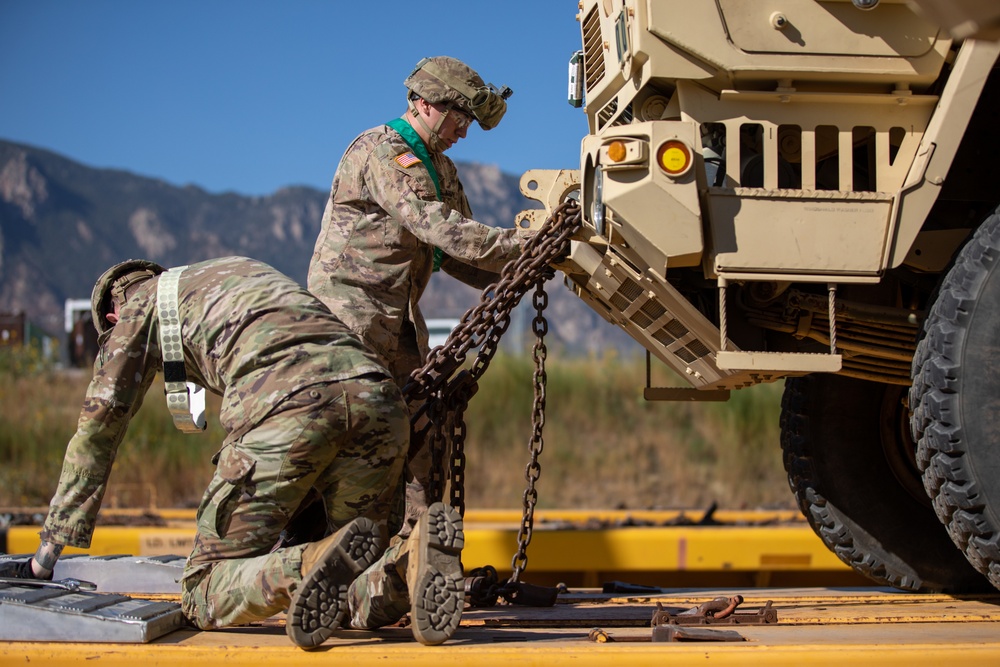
[408,98,450,152]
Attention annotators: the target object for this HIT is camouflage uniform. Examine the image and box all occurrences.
[307,124,523,374]
[309,122,528,479]
[308,55,522,633]
[40,256,408,630]
[306,124,526,627]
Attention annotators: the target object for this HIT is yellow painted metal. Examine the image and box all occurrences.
[6,511,848,581]
[1,585,998,663]
[2,632,999,666]
[461,525,847,572]
[6,526,197,558]
[582,590,1000,625]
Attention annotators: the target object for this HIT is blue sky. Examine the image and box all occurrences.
[1,1,587,196]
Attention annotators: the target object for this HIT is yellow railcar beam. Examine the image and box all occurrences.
[5,510,856,589]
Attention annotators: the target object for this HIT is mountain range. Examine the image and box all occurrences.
[0,138,632,360]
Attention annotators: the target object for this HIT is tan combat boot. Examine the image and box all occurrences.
[406,502,465,645]
[286,516,382,649]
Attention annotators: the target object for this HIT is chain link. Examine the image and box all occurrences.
[509,279,551,582]
[402,200,581,578]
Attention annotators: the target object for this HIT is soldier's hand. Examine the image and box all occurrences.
[516,227,538,243]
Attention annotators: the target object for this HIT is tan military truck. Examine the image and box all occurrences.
[520,0,1000,592]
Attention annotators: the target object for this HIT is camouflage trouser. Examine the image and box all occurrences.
[341,325,436,630]
[388,322,434,542]
[347,535,412,629]
[180,375,408,630]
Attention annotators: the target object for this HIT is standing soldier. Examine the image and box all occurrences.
[0,256,436,649]
[307,56,529,643]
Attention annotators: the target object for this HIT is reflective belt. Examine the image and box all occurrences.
[156,267,206,433]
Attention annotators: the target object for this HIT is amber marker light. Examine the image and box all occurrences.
[607,140,628,163]
[656,139,692,176]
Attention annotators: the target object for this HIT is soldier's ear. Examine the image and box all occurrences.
[413,96,433,117]
[105,299,121,325]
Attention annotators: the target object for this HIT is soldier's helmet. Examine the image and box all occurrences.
[91,259,165,335]
[404,56,513,130]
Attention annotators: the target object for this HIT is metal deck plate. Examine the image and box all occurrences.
[0,578,183,643]
[1,553,186,594]
[53,553,186,594]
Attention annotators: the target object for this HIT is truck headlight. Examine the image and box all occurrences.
[591,167,605,236]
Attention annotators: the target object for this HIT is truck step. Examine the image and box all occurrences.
[716,351,842,373]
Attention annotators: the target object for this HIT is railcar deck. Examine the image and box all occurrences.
[2,509,998,665]
[2,587,998,666]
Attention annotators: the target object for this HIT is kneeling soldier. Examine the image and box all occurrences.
[0,256,464,647]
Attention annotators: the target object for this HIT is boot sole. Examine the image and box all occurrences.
[286,517,381,649]
[411,503,465,646]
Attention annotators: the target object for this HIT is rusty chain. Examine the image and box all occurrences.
[402,200,581,593]
[510,280,549,583]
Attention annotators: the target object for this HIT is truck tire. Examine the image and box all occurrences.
[910,208,1000,591]
[781,374,989,592]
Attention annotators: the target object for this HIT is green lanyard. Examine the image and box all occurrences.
[387,118,445,271]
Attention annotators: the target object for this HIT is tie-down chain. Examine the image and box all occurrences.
[402,200,581,606]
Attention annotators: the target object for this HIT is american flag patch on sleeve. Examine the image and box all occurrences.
[395,152,420,168]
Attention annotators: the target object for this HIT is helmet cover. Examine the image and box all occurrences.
[404,56,512,130]
[90,259,165,335]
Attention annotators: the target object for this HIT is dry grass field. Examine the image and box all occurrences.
[0,346,793,511]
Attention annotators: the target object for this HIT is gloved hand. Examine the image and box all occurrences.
[0,559,39,579]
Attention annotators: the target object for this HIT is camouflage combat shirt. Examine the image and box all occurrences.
[307,121,525,366]
[42,256,387,548]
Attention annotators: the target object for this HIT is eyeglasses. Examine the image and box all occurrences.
[434,103,474,131]
[449,108,474,130]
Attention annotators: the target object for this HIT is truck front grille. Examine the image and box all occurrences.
[582,7,605,94]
